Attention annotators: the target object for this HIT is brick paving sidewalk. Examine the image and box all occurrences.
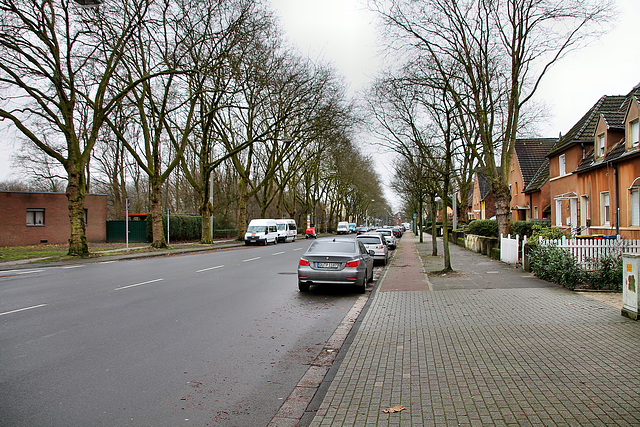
[308,233,640,426]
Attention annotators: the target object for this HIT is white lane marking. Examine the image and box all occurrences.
[272,251,285,256]
[243,257,261,263]
[100,261,116,264]
[293,248,303,251]
[114,278,163,291]
[62,265,83,269]
[0,304,47,317]
[197,265,224,273]
[0,269,45,276]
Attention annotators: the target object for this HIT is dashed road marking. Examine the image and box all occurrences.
[197,265,224,273]
[0,304,47,317]
[114,278,163,291]
[243,257,261,263]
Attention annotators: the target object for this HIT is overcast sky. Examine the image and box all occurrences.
[1,0,638,194]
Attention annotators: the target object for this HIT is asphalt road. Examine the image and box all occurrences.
[0,238,367,426]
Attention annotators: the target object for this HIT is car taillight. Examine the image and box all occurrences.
[345,260,359,267]
[299,258,310,266]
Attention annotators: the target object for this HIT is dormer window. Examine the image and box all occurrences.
[559,154,566,175]
[631,119,639,148]
[597,134,605,158]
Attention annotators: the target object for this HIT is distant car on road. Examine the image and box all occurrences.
[276,219,297,243]
[297,237,374,293]
[356,233,389,265]
[336,221,349,235]
[305,226,317,239]
[355,226,368,235]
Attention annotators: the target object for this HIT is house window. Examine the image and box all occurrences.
[631,120,639,147]
[559,154,566,175]
[597,134,605,158]
[632,188,640,227]
[534,206,539,219]
[602,192,610,225]
[84,208,88,225]
[555,200,562,227]
[27,208,45,226]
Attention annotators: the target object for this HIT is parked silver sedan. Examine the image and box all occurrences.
[356,233,389,266]
[298,237,375,293]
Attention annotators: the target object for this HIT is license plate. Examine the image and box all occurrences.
[317,262,339,268]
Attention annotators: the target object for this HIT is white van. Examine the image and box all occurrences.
[276,219,297,243]
[337,221,349,235]
[244,219,278,245]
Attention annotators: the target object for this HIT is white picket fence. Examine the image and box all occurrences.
[539,236,640,270]
[500,233,520,264]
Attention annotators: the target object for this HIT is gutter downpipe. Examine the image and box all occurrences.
[614,164,620,236]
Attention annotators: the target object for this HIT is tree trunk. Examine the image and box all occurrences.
[442,198,452,272]
[66,167,89,257]
[430,197,437,256]
[237,178,249,241]
[199,184,214,244]
[150,177,167,248]
[493,183,512,237]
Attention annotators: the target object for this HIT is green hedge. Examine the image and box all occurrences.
[529,245,622,290]
[467,219,498,237]
[144,214,239,241]
[146,214,201,241]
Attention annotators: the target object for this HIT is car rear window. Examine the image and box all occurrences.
[357,236,382,245]
[308,241,355,253]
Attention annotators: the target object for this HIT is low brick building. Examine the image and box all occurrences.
[0,191,107,246]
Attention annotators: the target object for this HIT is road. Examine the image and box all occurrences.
[0,238,371,426]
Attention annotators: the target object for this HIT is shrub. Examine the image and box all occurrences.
[584,253,623,291]
[467,219,498,237]
[528,224,565,245]
[146,214,202,242]
[529,245,584,290]
[511,221,536,239]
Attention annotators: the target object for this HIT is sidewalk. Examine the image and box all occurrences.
[307,232,640,426]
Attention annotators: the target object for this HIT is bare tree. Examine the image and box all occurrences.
[372,0,612,235]
[0,0,154,256]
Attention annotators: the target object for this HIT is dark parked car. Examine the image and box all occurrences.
[297,237,374,293]
[355,226,368,235]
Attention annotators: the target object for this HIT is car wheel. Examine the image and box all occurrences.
[368,268,374,283]
[298,282,310,292]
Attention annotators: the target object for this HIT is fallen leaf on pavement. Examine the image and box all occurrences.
[383,405,406,413]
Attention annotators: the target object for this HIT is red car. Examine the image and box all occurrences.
[305,227,317,239]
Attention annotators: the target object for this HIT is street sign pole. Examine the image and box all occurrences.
[125,198,130,251]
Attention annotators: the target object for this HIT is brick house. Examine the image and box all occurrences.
[509,138,556,221]
[573,87,640,238]
[469,168,495,220]
[523,157,553,220]
[547,94,627,233]
[0,191,107,246]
